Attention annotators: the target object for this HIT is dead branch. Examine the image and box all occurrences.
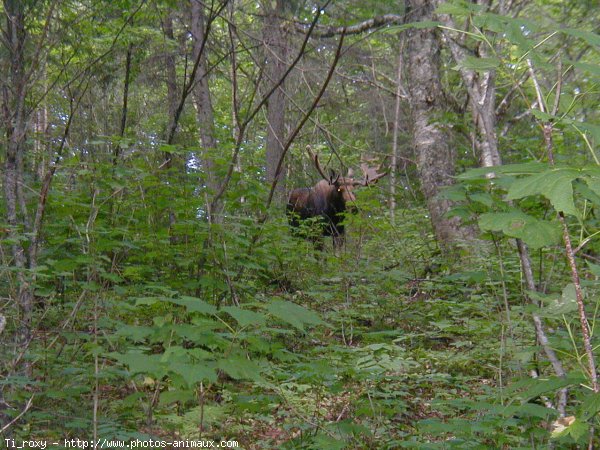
[289,14,404,38]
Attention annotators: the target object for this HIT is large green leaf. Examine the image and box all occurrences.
[506,169,580,216]
[160,389,196,406]
[536,283,579,318]
[571,61,600,77]
[380,21,441,35]
[264,299,326,331]
[457,162,546,180]
[579,393,600,421]
[174,363,217,386]
[114,325,154,342]
[512,403,556,419]
[562,29,600,48]
[454,55,500,72]
[217,357,263,381]
[585,174,600,202]
[109,352,167,377]
[479,212,561,248]
[136,296,217,315]
[222,306,267,327]
[513,374,581,402]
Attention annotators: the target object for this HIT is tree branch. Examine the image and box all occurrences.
[209,0,329,211]
[266,29,346,208]
[164,0,230,147]
[0,395,34,434]
[289,13,404,38]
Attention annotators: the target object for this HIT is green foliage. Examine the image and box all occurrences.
[2,0,600,448]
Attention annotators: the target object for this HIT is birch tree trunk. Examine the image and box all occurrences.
[436,10,501,167]
[437,2,568,412]
[405,0,472,247]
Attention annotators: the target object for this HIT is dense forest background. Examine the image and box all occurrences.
[1,0,600,448]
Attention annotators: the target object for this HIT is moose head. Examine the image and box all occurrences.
[287,145,387,249]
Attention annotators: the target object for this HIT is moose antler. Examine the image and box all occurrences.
[306,145,339,184]
[356,162,387,186]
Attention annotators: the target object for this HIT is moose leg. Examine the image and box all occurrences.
[313,236,325,252]
[331,218,344,254]
[332,233,345,255]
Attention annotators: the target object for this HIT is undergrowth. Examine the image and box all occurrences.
[5,192,589,449]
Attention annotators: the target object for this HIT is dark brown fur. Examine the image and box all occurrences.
[287,178,357,248]
[287,146,387,249]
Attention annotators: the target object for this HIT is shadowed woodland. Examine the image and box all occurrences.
[1,0,600,448]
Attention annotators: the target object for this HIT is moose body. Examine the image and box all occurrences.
[287,146,386,249]
[287,179,355,248]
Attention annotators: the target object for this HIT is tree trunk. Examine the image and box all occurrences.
[262,0,288,203]
[190,0,221,221]
[114,42,133,164]
[405,0,471,246]
[437,2,569,411]
[163,11,180,241]
[436,9,501,167]
[163,12,179,169]
[389,46,405,223]
[2,0,34,364]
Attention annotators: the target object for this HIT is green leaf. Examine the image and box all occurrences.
[574,180,600,205]
[114,325,154,342]
[454,55,500,72]
[576,122,600,145]
[579,393,600,420]
[562,29,600,48]
[264,299,326,331]
[468,192,494,207]
[472,13,508,33]
[110,352,167,377]
[571,61,600,77]
[372,21,441,35]
[159,144,177,154]
[513,402,555,419]
[479,212,561,248]
[530,109,557,122]
[159,389,195,406]
[539,284,579,317]
[458,162,546,180]
[439,185,467,201]
[221,306,267,327]
[566,419,589,442]
[585,172,600,199]
[515,375,579,401]
[311,433,346,450]
[586,261,600,277]
[173,363,217,386]
[143,296,217,315]
[507,169,580,216]
[217,357,263,381]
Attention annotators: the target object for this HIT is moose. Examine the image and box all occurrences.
[287,146,387,249]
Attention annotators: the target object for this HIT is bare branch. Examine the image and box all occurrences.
[210,0,330,211]
[529,59,599,394]
[289,14,404,38]
[165,0,230,146]
[266,28,346,208]
[0,395,34,434]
